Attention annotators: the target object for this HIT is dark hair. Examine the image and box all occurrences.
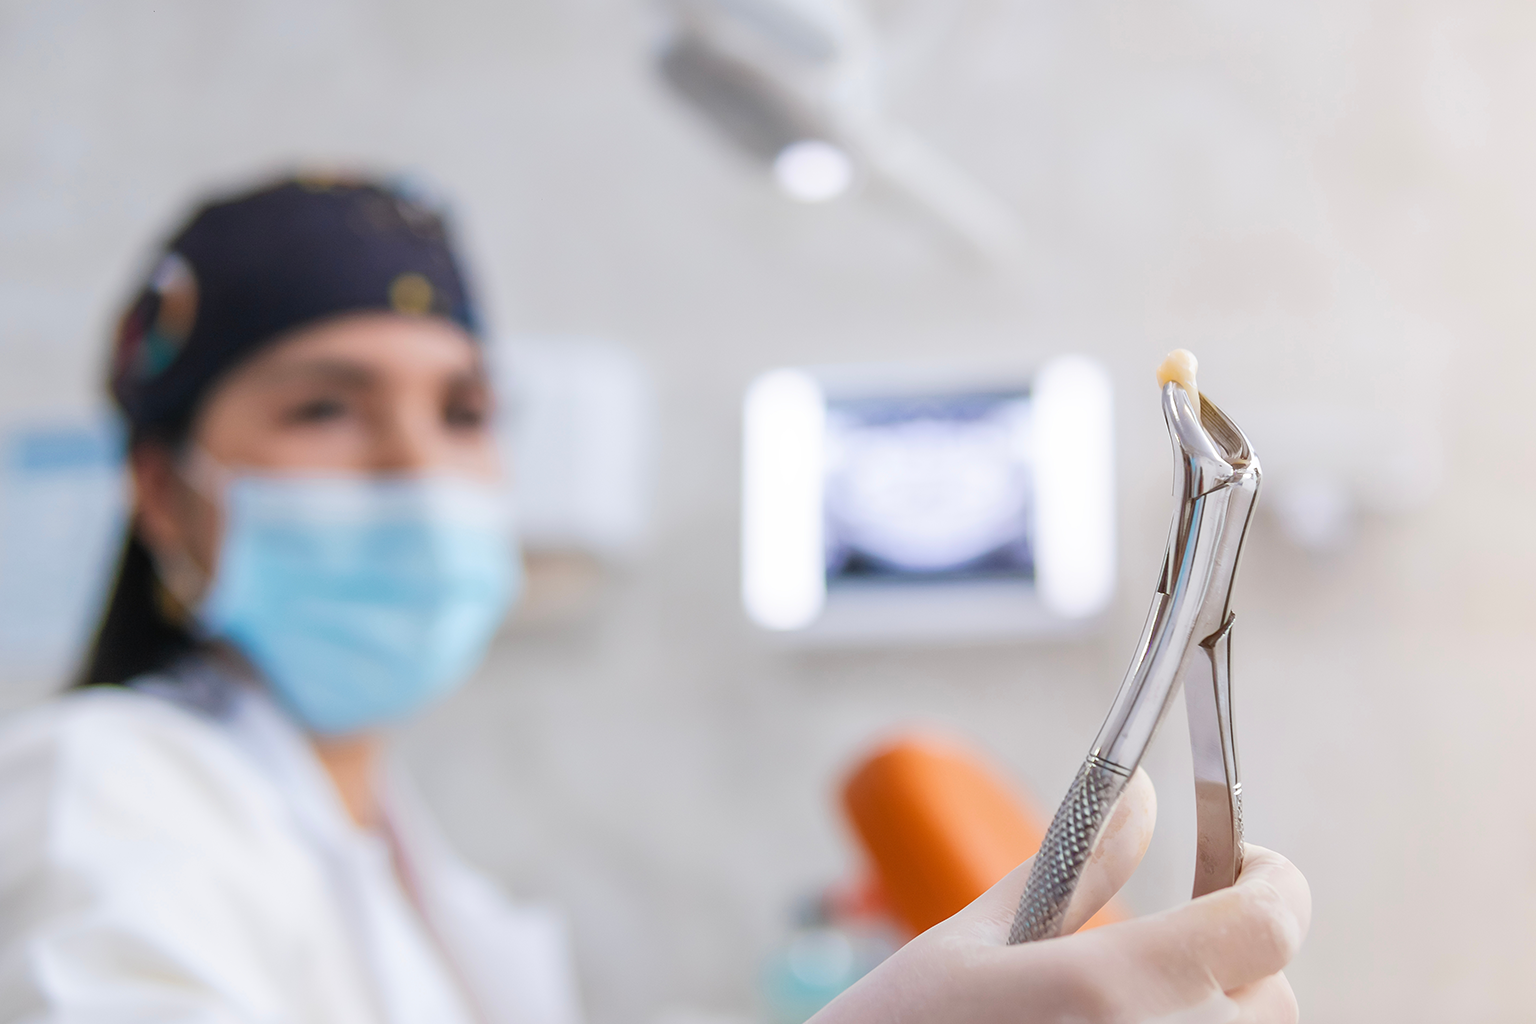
[76,422,199,687]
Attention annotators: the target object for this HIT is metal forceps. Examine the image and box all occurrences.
[1008,379,1262,944]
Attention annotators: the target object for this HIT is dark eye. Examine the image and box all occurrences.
[444,381,491,431]
[286,397,348,424]
[444,398,487,430]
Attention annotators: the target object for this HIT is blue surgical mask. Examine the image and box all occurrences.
[196,473,521,735]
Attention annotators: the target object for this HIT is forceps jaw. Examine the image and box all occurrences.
[1170,386,1260,899]
[1187,611,1244,898]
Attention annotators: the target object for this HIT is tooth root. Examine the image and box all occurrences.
[1156,349,1200,417]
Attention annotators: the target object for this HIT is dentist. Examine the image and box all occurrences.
[0,176,1308,1023]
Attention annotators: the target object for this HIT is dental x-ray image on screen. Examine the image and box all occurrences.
[823,392,1034,584]
[741,356,1114,642]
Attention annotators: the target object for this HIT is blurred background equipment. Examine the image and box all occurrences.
[761,731,1089,1023]
[495,336,654,558]
[493,336,655,626]
[0,419,125,702]
[757,879,897,1024]
[741,355,1115,642]
[654,0,1018,255]
[1244,402,1444,554]
[842,733,1123,937]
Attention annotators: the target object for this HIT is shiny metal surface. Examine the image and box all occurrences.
[1008,382,1261,943]
[1006,759,1130,944]
[1188,612,1245,897]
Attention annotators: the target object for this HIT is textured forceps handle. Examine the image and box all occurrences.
[1007,760,1131,943]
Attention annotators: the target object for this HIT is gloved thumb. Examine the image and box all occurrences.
[946,767,1157,942]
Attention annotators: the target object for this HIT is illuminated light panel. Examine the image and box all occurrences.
[773,140,854,203]
[742,369,827,630]
[1032,355,1116,618]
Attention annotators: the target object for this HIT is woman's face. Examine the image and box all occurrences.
[133,312,498,591]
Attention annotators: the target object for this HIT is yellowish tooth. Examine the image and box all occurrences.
[1156,349,1200,417]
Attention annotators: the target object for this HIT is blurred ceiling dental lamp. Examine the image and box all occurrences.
[741,356,1116,645]
[774,139,855,202]
[655,0,1019,255]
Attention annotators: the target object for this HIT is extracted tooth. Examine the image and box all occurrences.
[1156,349,1200,417]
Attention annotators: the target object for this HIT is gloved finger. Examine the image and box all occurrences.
[1229,972,1298,1024]
[1058,767,1156,934]
[1100,844,1311,996]
[945,767,1157,943]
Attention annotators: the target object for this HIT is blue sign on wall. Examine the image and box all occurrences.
[0,417,126,697]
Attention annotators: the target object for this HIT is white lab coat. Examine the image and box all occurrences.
[0,658,583,1024]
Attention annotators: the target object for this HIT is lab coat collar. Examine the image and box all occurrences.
[131,655,483,1024]
[128,654,582,1024]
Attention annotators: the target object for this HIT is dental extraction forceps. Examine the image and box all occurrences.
[1008,379,1261,944]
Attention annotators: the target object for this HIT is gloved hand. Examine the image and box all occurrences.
[812,769,1310,1023]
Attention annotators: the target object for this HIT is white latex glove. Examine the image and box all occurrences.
[812,769,1310,1024]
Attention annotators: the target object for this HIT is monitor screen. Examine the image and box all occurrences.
[823,390,1034,584]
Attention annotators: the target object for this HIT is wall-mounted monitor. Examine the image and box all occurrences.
[741,356,1115,643]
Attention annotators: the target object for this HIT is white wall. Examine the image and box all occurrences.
[4,1,1534,1021]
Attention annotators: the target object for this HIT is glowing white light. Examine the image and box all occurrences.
[773,140,854,203]
[1033,356,1116,618]
[742,369,827,631]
